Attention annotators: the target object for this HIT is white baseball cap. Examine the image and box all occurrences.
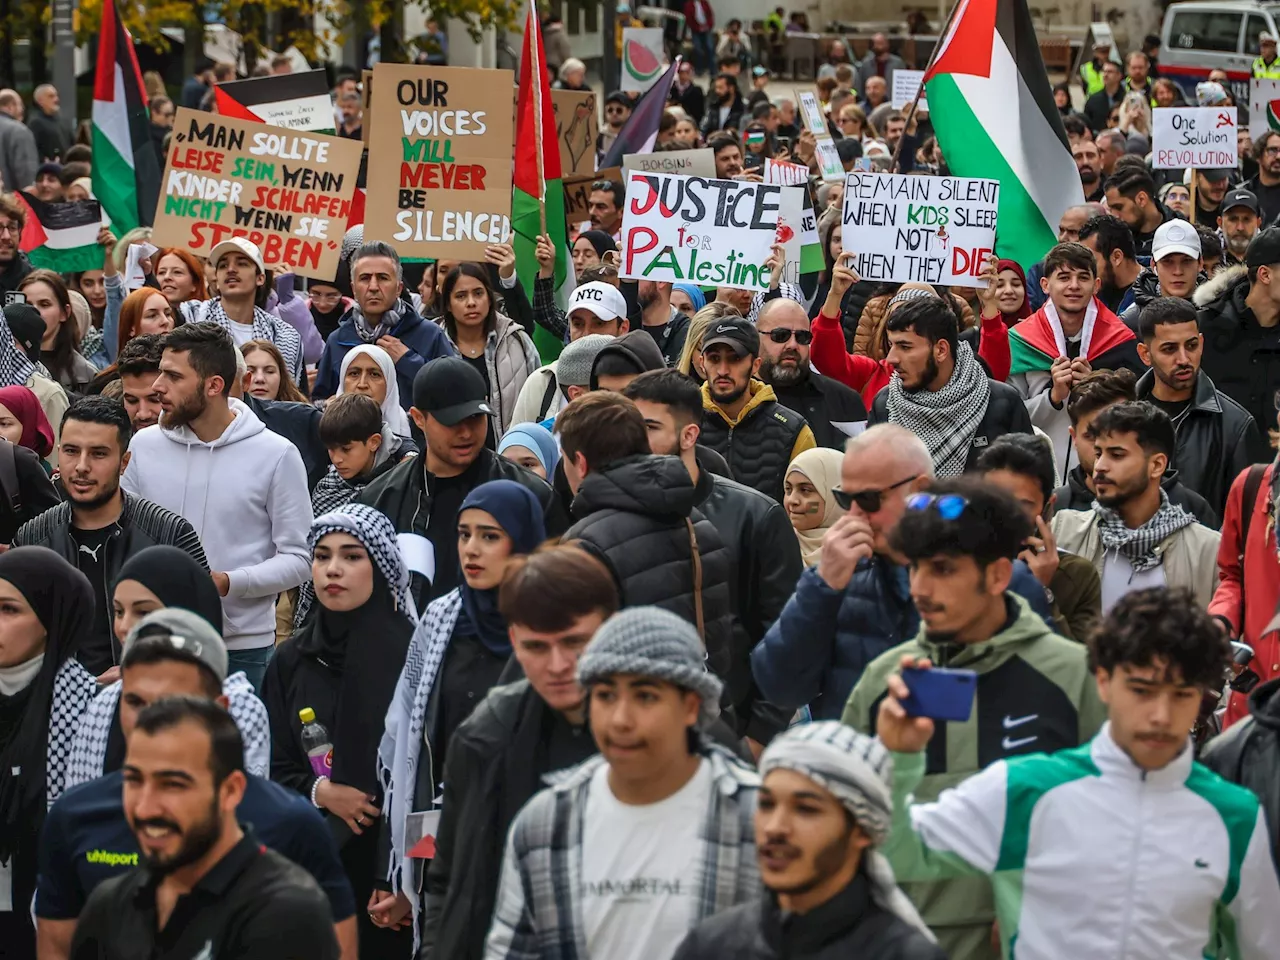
[567,281,627,323]
[1151,219,1201,262]
[208,236,266,273]
[1262,31,1277,43]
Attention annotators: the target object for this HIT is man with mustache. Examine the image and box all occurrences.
[1134,297,1267,515]
[1072,138,1104,203]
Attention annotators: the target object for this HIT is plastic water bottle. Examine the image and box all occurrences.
[299,708,333,778]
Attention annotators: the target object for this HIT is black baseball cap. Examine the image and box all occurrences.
[1199,168,1233,183]
[1247,227,1280,268]
[4,303,43,363]
[701,316,760,358]
[1223,188,1260,215]
[411,357,495,426]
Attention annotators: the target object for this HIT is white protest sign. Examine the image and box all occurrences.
[765,158,809,185]
[839,172,999,285]
[623,149,716,177]
[1152,107,1238,169]
[816,138,844,182]
[891,70,928,111]
[621,28,666,92]
[775,186,806,285]
[621,171,791,291]
[1250,78,1280,139]
[797,90,827,135]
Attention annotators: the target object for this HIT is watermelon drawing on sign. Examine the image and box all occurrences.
[625,39,662,83]
[1268,99,1280,132]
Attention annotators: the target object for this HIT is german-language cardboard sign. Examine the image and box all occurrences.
[622,148,715,178]
[797,90,827,136]
[552,89,598,177]
[151,108,363,280]
[840,172,999,285]
[563,167,622,227]
[214,70,335,133]
[891,70,928,111]
[620,171,801,291]
[1152,107,1238,169]
[365,64,514,259]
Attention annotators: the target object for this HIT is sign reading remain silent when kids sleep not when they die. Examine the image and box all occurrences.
[151,108,363,280]
[365,64,514,260]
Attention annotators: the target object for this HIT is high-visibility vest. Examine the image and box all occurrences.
[1080,60,1106,96]
[1254,57,1280,79]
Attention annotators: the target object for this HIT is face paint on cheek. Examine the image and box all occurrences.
[804,504,821,514]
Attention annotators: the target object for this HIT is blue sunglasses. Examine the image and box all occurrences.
[905,492,969,520]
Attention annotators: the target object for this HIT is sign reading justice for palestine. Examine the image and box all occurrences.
[151,108,363,280]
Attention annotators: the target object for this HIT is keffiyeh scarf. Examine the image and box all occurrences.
[352,296,406,344]
[307,503,414,617]
[885,341,990,478]
[0,313,35,386]
[201,298,304,382]
[1093,490,1196,573]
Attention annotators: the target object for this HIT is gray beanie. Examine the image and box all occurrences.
[555,334,616,388]
[577,607,722,724]
[123,608,229,682]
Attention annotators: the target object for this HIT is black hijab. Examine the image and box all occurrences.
[113,545,223,632]
[0,547,92,858]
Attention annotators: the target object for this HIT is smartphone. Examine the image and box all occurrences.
[853,156,874,172]
[776,135,793,153]
[4,291,25,305]
[901,666,978,723]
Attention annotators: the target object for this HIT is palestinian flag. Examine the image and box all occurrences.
[512,3,569,362]
[600,59,679,170]
[91,0,161,232]
[16,192,104,273]
[214,70,336,134]
[923,0,1083,269]
[1009,300,1137,376]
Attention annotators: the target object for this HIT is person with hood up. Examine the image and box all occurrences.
[121,323,313,691]
[784,447,845,567]
[0,547,98,957]
[0,382,53,462]
[306,279,353,343]
[263,504,416,959]
[376,480,546,946]
[589,326,669,390]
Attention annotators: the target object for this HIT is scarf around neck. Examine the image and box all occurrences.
[885,341,990,478]
[353,296,406,344]
[1093,489,1196,572]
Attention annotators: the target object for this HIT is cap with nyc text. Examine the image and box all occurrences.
[1246,227,1280,268]
[701,316,760,358]
[412,356,495,426]
[208,236,266,273]
[568,281,628,324]
[1152,219,1202,262]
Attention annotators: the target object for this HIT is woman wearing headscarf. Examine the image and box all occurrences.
[0,384,54,461]
[992,260,1031,326]
[377,480,547,945]
[337,342,415,441]
[670,282,707,318]
[62,546,272,789]
[497,422,561,480]
[0,547,97,956]
[0,307,69,446]
[784,448,844,567]
[263,504,415,959]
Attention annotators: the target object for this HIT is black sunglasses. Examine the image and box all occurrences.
[831,474,918,513]
[766,328,813,345]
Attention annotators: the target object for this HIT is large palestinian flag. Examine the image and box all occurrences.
[924,0,1083,269]
[1009,301,1137,376]
[91,0,161,232]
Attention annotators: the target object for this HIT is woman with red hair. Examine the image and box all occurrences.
[154,248,209,319]
[115,286,176,355]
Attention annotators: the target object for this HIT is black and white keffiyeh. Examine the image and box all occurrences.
[0,311,36,386]
[1093,489,1197,573]
[885,340,990,478]
[307,504,414,617]
[198,297,305,383]
[46,658,98,807]
[748,282,806,323]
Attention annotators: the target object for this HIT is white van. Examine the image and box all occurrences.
[1160,1,1280,104]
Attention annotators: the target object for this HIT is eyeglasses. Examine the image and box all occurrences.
[0,222,16,236]
[831,474,918,513]
[905,492,970,520]
[765,328,813,345]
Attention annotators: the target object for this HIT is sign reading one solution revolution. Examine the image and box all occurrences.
[621,171,801,291]
[840,172,999,285]
[1152,107,1238,169]
[152,108,363,280]
[366,64,514,259]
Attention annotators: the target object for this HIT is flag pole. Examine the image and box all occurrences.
[529,0,548,236]
[892,0,964,173]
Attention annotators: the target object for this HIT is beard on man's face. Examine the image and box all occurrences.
[760,351,807,387]
[160,389,208,429]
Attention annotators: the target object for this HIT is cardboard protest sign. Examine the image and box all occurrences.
[840,172,999,285]
[815,138,844,182]
[797,90,827,136]
[551,90,598,177]
[1250,79,1280,139]
[620,171,797,291]
[623,149,715,177]
[621,28,666,93]
[214,70,335,133]
[563,167,621,227]
[765,158,809,186]
[151,108,362,280]
[891,70,928,111]
[365,64,514,260]
[1152,107,1238,169]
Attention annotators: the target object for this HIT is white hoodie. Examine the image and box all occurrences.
[122,397,313,649]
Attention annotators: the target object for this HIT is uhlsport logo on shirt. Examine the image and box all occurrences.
[85,849,139,868]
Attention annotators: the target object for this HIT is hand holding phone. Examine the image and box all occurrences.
[878,655,944,753]
[900,665,978,722]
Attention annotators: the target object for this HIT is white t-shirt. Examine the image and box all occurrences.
[581,760,711,960]
[227,320,255,348]
[1101,550,1167,614]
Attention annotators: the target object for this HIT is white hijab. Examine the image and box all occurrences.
[337,344,414,439]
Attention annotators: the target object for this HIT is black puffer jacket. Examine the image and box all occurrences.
[1052,464,1220,528]
[1196,265,1280,431]
[1201,677,1280,872]
[701,380,814,503]
[672,872,946,960]
[1118,269,1161,331]
[564,455,735,692]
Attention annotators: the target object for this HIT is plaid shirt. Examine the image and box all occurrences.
[533,276,569,343]
[484,742,761,959]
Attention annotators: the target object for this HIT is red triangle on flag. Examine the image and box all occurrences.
[925,0,998,83]
[213,87,265,124]
[407,833,437,859]
[14,192,47,252]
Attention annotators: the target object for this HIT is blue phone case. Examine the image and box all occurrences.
[900,666,978,723]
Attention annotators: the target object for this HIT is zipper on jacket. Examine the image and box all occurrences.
[1115,774,1146,957]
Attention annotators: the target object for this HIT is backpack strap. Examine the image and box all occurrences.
[1239,463,1269,565]
[537,374,559,422]
[0,439,21,517]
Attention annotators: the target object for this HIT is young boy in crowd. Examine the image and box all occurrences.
[312,393,402,517]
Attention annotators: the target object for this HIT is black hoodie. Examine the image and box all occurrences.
[588,328,668,388]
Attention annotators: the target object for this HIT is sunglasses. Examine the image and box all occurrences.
[905,492,970,520]
[766,328,813,345]
[831,474,918,513]
[591,180,617,191]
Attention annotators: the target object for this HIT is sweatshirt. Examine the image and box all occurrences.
[121,398,313,650]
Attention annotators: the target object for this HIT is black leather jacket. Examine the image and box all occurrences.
[1197,267,1280,431]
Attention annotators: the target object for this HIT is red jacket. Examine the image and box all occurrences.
[683,0,714,32]
[1209,461,1280,728]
